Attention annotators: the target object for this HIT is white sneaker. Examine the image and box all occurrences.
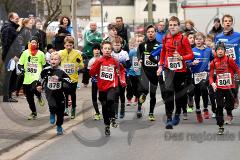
[211,113,216,118]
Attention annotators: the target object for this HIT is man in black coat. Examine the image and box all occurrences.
[1,12,20,102]
[116,17,130,52]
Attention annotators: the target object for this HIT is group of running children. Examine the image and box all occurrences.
[18,15,240,136]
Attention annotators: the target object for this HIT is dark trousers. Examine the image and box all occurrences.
[92,82,100,114]
[159,74,167,102]
[126,75,140,100]
[23,83,42,114]
[216,89,235,126]
[82,58,90,84]
[3,67,17,99]
[99,88,117,125]
[65,82,78,109]
[115,84,126,114]
[208,85,217,113]
[164,69,188,119]
[139,68,158,113]
[49,95,65,126]
[16,74,24,93]
[194,80,209,112]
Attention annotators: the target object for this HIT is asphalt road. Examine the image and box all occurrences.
[19,94,240,160]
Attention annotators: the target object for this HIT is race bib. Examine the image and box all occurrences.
[217,73,232,86]
[47,76,62,90]
[27,62,38,73]
[194,72,208,84]
[63,63,75,75]
[100,65,114,81]
[144,55,157,67]
[226,47,236,60]
[167,57,183,70]
[132,57,139,68]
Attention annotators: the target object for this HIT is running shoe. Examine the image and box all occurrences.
[139,94,146,104]
[64,108,69,116]
[137,110,142,118]
[93,113,101,120]
[71,108,76,119]
[126,99,132,106]
[133,97,138,106]
[28,112,37,120]
[183,113,188,120]
[187,106,194,113]
[165,119,173,129]
[196,113,203,123]
[57,126,63,135]
[203,110,210,119]
[119,108,125,119]
[105,125,110,136]
[172,115,180,126]
[225,115,233,125]
[38,97,45,107]
[218,126,224,135]
[211,113,216,118]
[148,113,156,121]
[111,118,118,128]
[50,113,55,124]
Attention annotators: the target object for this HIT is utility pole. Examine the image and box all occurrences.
[61,0,71,17]
[148,0,153,24]
[101,0,103,36]
[72,0,78,48]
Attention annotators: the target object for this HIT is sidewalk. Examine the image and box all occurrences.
[0,84,93,155]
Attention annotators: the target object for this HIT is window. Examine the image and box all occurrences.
[170,0,177,13]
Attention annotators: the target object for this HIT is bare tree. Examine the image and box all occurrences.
[42,0,62,31]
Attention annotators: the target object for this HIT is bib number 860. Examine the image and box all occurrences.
[100,72,113,80]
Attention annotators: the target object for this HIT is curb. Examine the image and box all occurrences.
[0,104,93,159]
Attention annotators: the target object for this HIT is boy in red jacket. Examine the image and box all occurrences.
[209,42,240,135]
[89,41,126,136]
[157,16,194,129]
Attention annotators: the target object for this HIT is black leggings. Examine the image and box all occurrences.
[115,84,126,114]
[3,68,17,98]
[23,83,42,114]
[65,82,78,109]
[139,68,158,113]
[126,75,140,100]
[49,95,65,126]
[194,80,209,113]
[92,82,100,114]
[164,69,188,119]
[99,88,117,125]
[216,89,235,126]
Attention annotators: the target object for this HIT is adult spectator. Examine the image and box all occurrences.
[1,12,20,102]
[156,20,166,44]
[17,18,33,52]
[209,18,223,37]
[182,19,197,34]
[82,22,102,87]
[54,16,71,51]
[83,22,102,58]
[34,18,47,52]
[115,17,130,52]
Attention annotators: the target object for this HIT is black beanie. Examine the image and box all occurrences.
[215,41,226,52]
[47,44,54,51]
[92,43,101,51]
[30,36,39,43]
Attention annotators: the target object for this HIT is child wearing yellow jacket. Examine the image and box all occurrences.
[59,36,84,119]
